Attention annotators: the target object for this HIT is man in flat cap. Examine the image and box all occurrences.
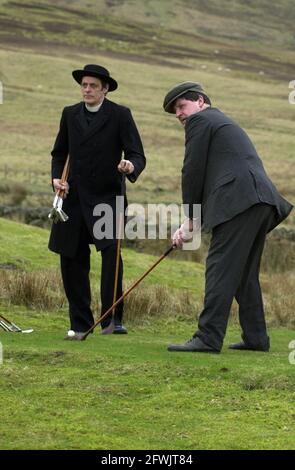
[163,81,292,353]
[49,64,146,339]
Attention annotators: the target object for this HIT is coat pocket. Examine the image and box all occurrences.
[212,172,235,193]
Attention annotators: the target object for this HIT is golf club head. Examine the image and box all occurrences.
[51,210,62,224]
[52,212,60,224]
[9,322,22,332]
[76,332,87,341]
[55,195,68,222]
[48,205,62,224]
[56,207,69,222]
[48,206,68,223]
[48,207,57,220]
[48,194,68,222]
[0,320,33,333]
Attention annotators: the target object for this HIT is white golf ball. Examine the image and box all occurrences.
[68,330,75,337]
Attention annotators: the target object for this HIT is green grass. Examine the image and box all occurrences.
[1,0,295,53]
[0,219,294,450]
[0,217,204,294]
[0,309,295,450]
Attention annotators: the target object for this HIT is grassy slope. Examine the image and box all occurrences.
[0,220,294,450]
[0,0,294,221]
[1,0,295,53]
[0,48,294,219]
[0,217,204,292]
[1,320,295,450]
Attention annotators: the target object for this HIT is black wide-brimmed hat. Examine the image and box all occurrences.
[72,64,118,91]
[163,81,211,113]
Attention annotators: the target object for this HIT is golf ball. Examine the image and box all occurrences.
[68,330,75,337]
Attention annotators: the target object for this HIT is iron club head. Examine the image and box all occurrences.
[56,207,69,222]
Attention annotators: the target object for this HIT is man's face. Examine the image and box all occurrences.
[81,76,108,106]
[174,96,205,125]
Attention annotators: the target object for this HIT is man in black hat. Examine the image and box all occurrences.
[49,64,146,339]
[163,81,293,353]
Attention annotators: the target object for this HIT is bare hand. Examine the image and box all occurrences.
[172,218,198,248]
[53,179,69,199]
[118,159,134,174]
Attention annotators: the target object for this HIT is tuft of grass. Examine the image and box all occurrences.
[0,269,65,310]
[261,233,295,273]
[262,272,295,327]
[0,267,200,323]
[123,282,201,324]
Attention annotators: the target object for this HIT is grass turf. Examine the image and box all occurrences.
[0,309,295,450]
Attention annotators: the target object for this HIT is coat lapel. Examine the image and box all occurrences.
[74,103,88,133]
[74,100,110,143]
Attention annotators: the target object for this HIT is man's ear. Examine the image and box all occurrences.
[198,94,205,107]
[104,83,109,94]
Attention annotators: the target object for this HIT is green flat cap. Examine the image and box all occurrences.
[163,81,211,113]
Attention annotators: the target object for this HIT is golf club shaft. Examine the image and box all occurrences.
[111,174,125,318]
[0,320,12,331]
[112,228,122,316]
[82,245,175,340]
[0,313,14,325]
[56,155,70,199]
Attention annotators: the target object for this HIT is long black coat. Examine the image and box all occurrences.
[182,107,293,231]
[49,99,146,257]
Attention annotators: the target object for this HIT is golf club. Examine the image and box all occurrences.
[48,155,70,223]
[101,173,125,335]
[0,313,34,334]
[0,320,11,332]
[78,245,175,341]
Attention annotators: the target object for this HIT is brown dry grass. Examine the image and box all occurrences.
[261,234,295,273]
[0,268,198,320]
[261,272,295,327]
[122,282,201,325]
[0,269,65,310]
[0,267,294,327]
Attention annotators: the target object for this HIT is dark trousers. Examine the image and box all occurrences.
[60,223,123,332]
[195,203,276,351]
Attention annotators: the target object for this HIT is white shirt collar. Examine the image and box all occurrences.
[85,100,104,113]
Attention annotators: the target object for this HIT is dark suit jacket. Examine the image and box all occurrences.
[182,107,293,232]
[49,98,146,257]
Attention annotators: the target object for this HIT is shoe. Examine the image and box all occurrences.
[168,336,219,353]
[101,322,115,335]
[63,331,86,341]
[229,341,269,352]
[113,324,128,334]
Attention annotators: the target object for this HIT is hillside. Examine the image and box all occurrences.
[0,217,204,289]
[0,1,294,226]
[0,0,294,80]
